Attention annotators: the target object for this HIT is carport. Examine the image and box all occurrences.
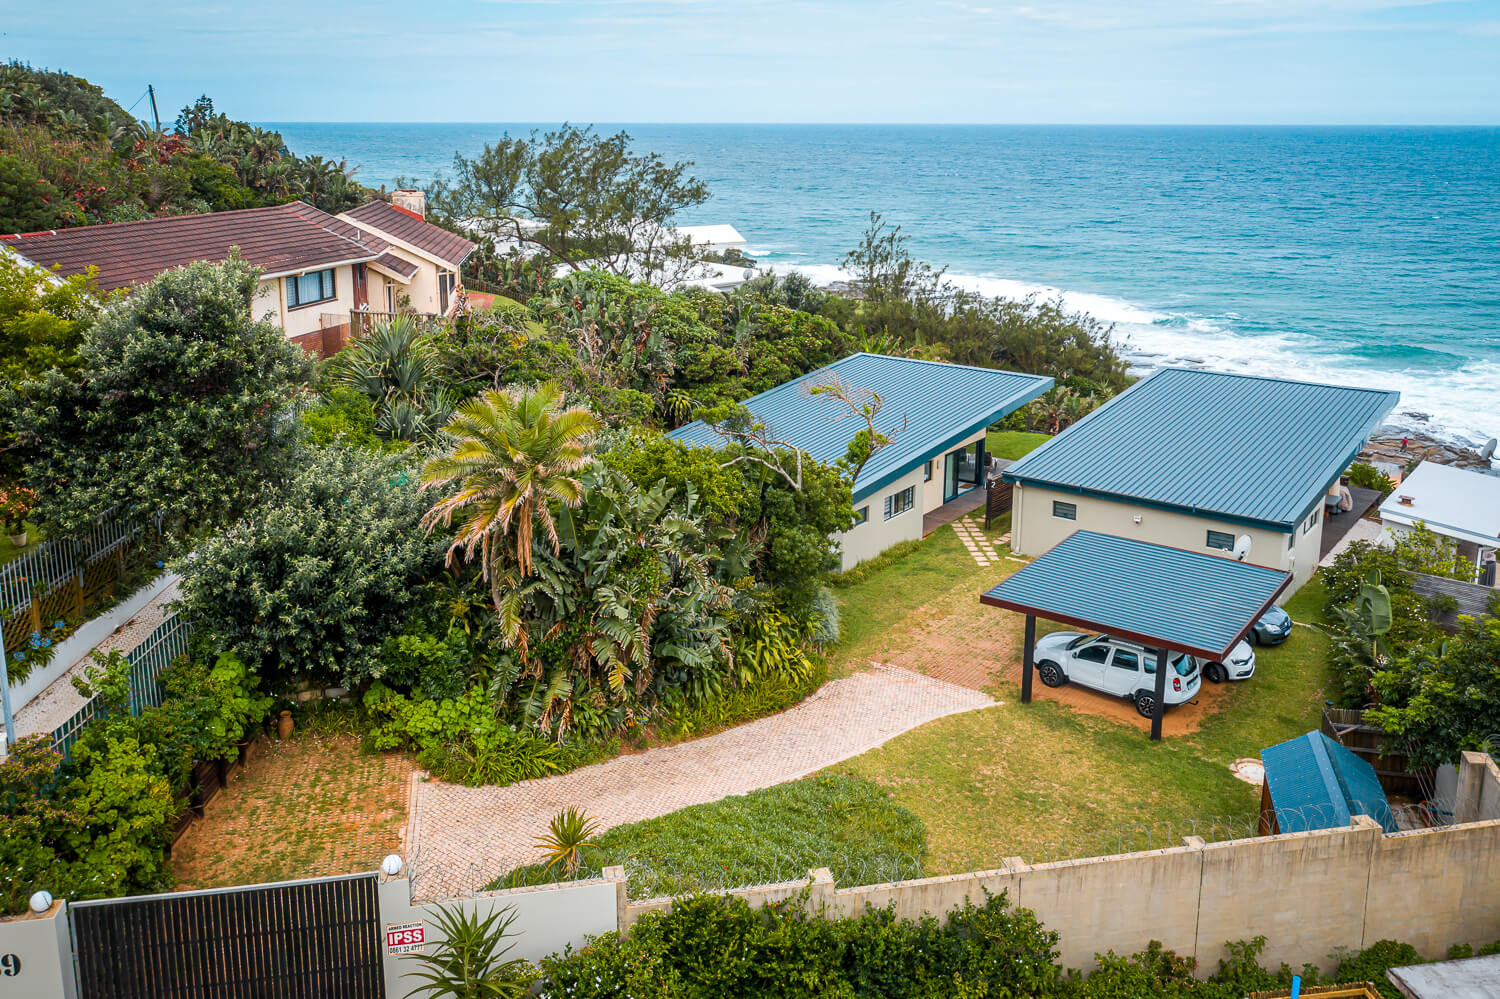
[980,530,1292,740]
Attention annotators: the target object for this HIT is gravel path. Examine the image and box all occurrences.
[12,578,182,739]
[408,664,995,898]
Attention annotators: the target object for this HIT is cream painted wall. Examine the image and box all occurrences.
[337,217,457,315]
[920,428,987,515]
[252,264,358,338]
[839,465,926,570]
[1010,483,1317,593]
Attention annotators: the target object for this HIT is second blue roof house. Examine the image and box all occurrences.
[1003,368,1398,592]
[669,353,1052,569]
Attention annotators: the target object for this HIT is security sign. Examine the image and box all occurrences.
[385,921,426,955]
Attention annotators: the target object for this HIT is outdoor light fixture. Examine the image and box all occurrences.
[29,890,52,913]
[381,854,404,877]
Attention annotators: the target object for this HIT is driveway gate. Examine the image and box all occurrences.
[69,872,385,998]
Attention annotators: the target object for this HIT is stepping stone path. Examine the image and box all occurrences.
[951,517,1001,566]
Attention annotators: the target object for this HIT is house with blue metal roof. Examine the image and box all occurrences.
[1259,730,1398,835]
[668,353,1053,568]
[1003,368,1398,591]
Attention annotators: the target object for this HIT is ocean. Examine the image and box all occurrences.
[267,123,1500,447]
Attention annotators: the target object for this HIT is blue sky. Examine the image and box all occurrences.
[5,0,1498,123]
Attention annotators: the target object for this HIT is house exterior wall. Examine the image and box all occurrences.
[250,264,359,338]
[1011,483,1314,592]
[920,428,987,515]
[341,226,457,315]
[838,465,926,571]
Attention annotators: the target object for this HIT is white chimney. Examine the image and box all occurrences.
[392,189,426,219]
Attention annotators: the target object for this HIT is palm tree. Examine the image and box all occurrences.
[421,383,599,610]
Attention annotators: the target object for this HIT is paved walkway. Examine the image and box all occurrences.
[12,579,182,739]
[408,665,995,898]
[1320,516,1383,567]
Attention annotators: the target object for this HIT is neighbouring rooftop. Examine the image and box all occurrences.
[1378,460,1500,548]
[1003,368,1400,531]
[668,353,1053,502]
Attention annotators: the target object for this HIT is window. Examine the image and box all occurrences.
[1052,501,1077,520]
[1303,508,1320,535]
[1111,649,1140,672]
[1076,644,1111,665]
[852,506,869,526]
[287,268,336,308]
[884,486,915,521]
[1206,530,1235,551]
[924,460,933,482]
[438,269,455,313]
[1287,532,1295,551]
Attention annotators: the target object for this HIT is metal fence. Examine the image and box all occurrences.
[0,508,162,684]
[50,612,192,762]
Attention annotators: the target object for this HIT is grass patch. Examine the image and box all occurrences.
[0,522,42,566]
[170,731,412,890]
[986,430,1051,460]
[490,774,925,899]
[820,527,1337,871]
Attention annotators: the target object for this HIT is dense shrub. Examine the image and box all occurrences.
[1333,940,1422,999]
[9,257,310,539]
[177,446,447,689]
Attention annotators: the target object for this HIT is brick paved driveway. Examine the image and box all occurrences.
[408,664,994,898]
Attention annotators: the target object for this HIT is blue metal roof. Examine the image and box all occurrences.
[668,354,1052,502]
[979,530,1291,659]
[1003,368,1399,530]
[1262,731,1397,833]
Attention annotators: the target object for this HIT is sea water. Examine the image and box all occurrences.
[269,123,1500,446]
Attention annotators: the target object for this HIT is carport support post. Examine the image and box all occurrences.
[1150,646,1169,741]
[1020,614,1036,704]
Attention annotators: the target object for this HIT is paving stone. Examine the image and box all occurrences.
[407,665,994,898]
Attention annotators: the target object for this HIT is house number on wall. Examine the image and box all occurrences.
[0,953,20,976]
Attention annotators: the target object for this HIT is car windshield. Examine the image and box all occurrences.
[1144,653,1196,677]
[1066,634,1100,650]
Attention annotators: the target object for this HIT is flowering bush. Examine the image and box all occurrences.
[0,483,36,532]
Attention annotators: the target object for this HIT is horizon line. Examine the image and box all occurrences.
[250,120,1500,128]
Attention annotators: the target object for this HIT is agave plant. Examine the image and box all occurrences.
[402,903,528,999]
[337,315,454,442]
[535,807,600,877]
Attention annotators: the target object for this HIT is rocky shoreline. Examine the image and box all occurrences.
[1360,431,1496,473]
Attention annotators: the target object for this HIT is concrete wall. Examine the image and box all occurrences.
[5,572,177,725]
[1011,483,1313,591]
[619,808,1500,976]
[838,464,926,570]
[1453,751,1500,824]
[0,903,76,999]
[377,872,620,998]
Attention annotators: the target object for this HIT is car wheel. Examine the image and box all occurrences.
[1205,662,1227,684]
[1247,629,1260,646]
[1134,692,1159,718]
[1037,661,1066,687]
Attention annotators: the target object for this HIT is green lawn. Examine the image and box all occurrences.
[986,430,1052,460]
[824,527,1334,872]
[0,522,42,566]
[491,774,926,898]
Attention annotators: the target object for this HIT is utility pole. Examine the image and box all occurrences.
[147,84,162,134]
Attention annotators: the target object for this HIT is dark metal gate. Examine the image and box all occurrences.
[70,872,385,998]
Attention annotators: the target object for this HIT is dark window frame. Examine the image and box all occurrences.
[286,268,337,309]
[1206,530,1235,551]
[852,505,869,526]
[884,485,916,521]
[1052,500,1077,521]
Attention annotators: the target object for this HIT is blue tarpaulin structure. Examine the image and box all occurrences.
[1261,730,1398,834]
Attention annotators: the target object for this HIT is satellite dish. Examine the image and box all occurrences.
[1233,535,1253,562]
[742,268,755,281]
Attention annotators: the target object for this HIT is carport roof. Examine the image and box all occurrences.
[979,530,1291,660]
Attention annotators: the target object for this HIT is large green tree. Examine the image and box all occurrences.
[9,257,309,537]
[427,125,710,281]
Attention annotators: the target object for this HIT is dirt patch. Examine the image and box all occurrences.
[171,733,413,890]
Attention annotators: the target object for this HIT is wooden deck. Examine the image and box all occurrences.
[1318,486,1383,559]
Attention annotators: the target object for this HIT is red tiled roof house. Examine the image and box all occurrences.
[1,190,474,357]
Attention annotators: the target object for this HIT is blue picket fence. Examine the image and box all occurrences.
[50,613,193,762]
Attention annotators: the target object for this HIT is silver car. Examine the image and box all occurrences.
[1032,632,1202,718]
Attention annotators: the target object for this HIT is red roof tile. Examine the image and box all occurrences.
[342,201,475,269]
[3,202,386,292]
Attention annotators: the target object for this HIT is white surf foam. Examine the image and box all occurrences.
[775,260,1499,450]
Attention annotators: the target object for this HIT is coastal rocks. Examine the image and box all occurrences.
[1360,433,1495,473]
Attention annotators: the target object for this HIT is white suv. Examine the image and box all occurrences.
[1032,633,1202,718]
